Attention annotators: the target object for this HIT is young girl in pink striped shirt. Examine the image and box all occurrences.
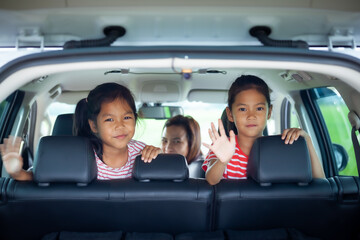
[202,75,325,185]
[0,83,160,180]
[74,82,160,179]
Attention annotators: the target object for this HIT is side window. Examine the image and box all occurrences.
[290,103,300,129]
[312,87,358,176]
[0,100,7,127]
[0,91,24,138]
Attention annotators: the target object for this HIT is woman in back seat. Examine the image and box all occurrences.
[0,83,161,180]
[161,115,204,177]
[202,75,325,185]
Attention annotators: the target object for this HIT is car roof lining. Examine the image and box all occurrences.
[2,57,359,102]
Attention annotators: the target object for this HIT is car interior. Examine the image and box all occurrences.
[0,47,359,240]
[0,1,360,240]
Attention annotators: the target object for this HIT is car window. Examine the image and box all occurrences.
[41,102,76,137]
[312,87,358,176]
[0,93,19,137]
[134,101,227,154]
[290,103,300,129]
[44,101,227,154]
[0,100,6,123]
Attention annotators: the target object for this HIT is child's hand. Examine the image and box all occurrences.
[0,136,24,176]
[203,119,236,164]
[281,128,309,144]
[141,145,161,163]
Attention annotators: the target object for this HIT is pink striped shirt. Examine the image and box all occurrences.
[96,139,146,180]
[202,136,248,179]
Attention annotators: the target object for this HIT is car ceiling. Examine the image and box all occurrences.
[12,53,355,106]
[0,0,359,48]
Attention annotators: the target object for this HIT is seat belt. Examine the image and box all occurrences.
[348,111,360,176]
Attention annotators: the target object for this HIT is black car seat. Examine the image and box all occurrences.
[1,136,98,240]
[52,113,74,136]
[1,137,214,240]
[188,157,206,178]
[214,135,359,240]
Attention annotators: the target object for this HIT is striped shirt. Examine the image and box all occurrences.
[202,136,248,179]
[96,139,146,180]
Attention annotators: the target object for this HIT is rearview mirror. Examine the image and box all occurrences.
[138,105,183,119]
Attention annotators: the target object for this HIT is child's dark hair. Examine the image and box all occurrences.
[226,75,271,134]
[74,83,137,159]
[163,115,202,164]
[228,75,271,109]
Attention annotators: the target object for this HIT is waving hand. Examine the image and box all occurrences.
[203,119,236,164]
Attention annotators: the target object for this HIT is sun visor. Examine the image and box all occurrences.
[140,82,180,103]
[187,89,227,103]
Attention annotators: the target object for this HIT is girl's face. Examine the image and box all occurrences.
[89,98,136,153]
[226,88,272,139]
[161,125,189,158]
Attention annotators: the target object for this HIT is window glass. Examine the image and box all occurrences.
[313,87,358,176]
[0,100,7,120]
[44,101,227,154]
[41,102,76,137]
[0,97,11,132]
[134,101,227,154]
[290,103,300,128]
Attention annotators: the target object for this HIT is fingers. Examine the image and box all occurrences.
[0,136,22,156]
[208,128,216,143]
[202,142,211,149]
[208,120,226,144]
[211,122,220,139]
[282,128,302,144]
[141,145,161,163]
[218,119,226,136]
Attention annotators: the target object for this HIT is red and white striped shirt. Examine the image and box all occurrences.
[202,136,248,179]
[96,139,146,180]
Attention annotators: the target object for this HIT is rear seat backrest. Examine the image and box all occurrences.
[52,113,74,136]
[215,135,339,239]
[1,139,213,240]
[111,154,213,234]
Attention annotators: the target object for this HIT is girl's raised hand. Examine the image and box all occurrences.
[141,145,161,163]
[203,119,236,164]
[0,136,24,176]
[281,128,309,144]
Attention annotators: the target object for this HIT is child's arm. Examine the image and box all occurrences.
[281,128,325,178]
[141,145,161,163]
[203,119,236,185]
[0,136,33,181]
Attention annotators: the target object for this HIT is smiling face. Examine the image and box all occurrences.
[227,88,272,139]
[89,98,136,154]
[161,125,189,158]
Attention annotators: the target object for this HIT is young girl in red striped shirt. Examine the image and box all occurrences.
[202,75,325,185]
[0,83,160,180]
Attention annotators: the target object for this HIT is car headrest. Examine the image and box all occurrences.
[247,135,312,186]
[52,114,74,136]
[33,136,97,186]
[132,154,189,182]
